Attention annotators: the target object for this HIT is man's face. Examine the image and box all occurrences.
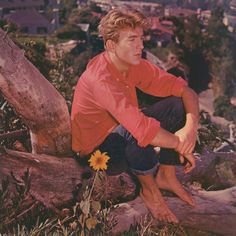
[113,27,144,67]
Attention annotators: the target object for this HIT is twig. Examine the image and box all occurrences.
[0,129,28,140]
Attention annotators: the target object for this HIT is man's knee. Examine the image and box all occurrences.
[125,141,158,175]
[144,96,185,132]
[162,97,185,132]
[166,96,185,121]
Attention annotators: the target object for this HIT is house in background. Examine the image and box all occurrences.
[164,7,197,18]
[148,17,174,47]
[0,0,60,35]
[197,9,211,26]
[0,0,44,18]
[77,0,88,8]
[114,1,163,15]
[77,23,90,41]
[6,8,52,34]
[223,0,236,32]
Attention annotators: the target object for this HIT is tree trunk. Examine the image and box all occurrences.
[1,150,236,235]
[0,29,71,156]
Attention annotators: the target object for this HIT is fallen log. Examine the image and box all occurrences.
[177,152,236,190]
[111,187,236,236]
[1,150,236,235]
[0,149,136,207]
[110,152,236,235]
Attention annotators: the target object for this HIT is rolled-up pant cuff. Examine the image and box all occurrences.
[130,163,158,176]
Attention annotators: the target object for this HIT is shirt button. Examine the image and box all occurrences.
[116,78,120,82]
[125,85,129,88]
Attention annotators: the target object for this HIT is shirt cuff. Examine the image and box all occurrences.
[138,120,160,147]
[171,77,188,97]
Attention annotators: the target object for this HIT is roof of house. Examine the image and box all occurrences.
[149,17,173,35]
[166,7,197,17]
[77,23,89,32]
[0,0,44,9]
[117,0,161,7]
[161,20,173,27]
[5,8,51,27]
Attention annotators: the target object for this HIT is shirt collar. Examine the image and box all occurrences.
[104,51,130,82]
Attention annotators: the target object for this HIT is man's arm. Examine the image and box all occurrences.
[175,86,199,154]
[150,87,199,150]
[150,87,199,170]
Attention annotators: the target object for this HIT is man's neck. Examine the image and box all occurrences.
[107,51,130,77]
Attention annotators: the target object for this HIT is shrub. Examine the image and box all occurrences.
[54,24,86,40]
[213,95,230,117]
[214,95,236,123]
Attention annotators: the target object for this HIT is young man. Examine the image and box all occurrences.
[71,9,199,223]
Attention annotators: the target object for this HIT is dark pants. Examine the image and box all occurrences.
[97,96,185,176]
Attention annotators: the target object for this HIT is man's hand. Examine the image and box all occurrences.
[175,87,199,174]
[175,124,197,174]
[179,153,196,173]
[175,123,198,155]
[176,87,199,155]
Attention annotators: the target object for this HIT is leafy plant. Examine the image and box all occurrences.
[0,169,32,231]
[214,96,236,123]
[196,110,236,153]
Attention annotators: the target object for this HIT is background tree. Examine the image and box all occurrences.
[59,0,78,25]
[205,7,236,96]
[171,15,210,93]
[20,40,53,79]
[68,5,102,31]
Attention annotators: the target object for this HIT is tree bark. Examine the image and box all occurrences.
[0,149,136,208]
[177,152,236,190]
[0,29,71,156]
[1,150,236,235]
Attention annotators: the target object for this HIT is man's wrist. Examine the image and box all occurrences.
[186,114,199,130]
[186,113,199,123]
[174,136,180,151]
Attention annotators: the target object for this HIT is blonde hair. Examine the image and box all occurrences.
[98,8,151,43]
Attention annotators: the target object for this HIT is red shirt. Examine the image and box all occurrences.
[71,52,187,155]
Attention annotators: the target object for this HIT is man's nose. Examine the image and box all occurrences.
[137,39,144,50]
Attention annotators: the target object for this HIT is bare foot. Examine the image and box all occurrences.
[155,165,195,207]
[140,189,179,223]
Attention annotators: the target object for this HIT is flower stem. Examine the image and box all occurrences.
[88,171,98,200]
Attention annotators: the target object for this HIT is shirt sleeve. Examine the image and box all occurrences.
[93,78,160,147]
[134,60,188,97]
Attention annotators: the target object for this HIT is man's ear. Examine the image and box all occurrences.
[105,39,116,52]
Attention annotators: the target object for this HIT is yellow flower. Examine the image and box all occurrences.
[88,150,110,171]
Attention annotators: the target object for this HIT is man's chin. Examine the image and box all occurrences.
[131,59,141,65]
